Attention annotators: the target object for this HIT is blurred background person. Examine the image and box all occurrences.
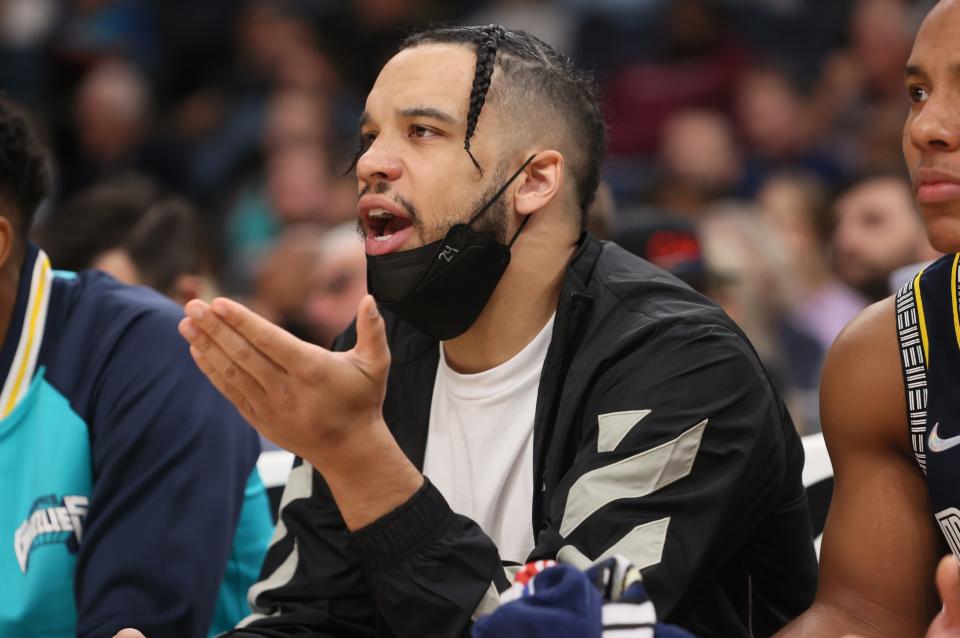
[58,59,163,200]
[757,171,868,353]
[734,63,846,195]
[831,172,940,302]
[700,203,823,433]
[248,224,326,344]
[38,175,213,305]
[302,223,367,348]
[654,108,744,218]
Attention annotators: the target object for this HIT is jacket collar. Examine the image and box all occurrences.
[0,243,53,419]
[564,232,602,298]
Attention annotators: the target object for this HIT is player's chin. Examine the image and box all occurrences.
[921,209,960,254]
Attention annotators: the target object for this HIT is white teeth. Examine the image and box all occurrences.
[368,209,394,219]
[373,234,394,242]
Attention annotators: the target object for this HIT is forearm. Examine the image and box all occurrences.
[304,417,424,531]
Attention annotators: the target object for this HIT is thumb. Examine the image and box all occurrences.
[937,554,960,626]
[353,295,390,371]
[113,630,147,638]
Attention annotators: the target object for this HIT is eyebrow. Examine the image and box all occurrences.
[905,63,960,77]
[398,106,459,124]
[357,106,460,131]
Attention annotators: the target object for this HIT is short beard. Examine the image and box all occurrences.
[425,160,511,244]
[357,160,513,246]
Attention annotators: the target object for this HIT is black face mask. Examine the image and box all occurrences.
[366,154,536,340]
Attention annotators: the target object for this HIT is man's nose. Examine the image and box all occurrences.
[357,138,403,188]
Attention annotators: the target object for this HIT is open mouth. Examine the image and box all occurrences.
[367,209,413,242]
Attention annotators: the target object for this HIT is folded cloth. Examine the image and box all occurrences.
[472,557,697,638]
[473,564,602,638]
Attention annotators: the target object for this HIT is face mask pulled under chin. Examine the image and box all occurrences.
[365,154,536,341]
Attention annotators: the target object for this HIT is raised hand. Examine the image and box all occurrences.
[179,294,421,530]
[178,294,390,464]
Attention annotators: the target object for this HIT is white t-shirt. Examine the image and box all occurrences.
[422,314,555,564]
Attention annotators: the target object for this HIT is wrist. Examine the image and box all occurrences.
[305,417,424,531]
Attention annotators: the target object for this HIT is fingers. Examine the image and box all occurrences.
[181,300,286,385]
[937,554,960,625]
[353,296,389,372]
[189,345,258,421]
[190,336,266,421]
[207,298,308,368]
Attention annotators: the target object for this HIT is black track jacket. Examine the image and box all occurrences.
[228,235,818,638]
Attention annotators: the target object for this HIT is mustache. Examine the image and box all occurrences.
[356,182,420,240]
[358,182,419,221]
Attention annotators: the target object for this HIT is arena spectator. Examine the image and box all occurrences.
[38,175,213,305]
[700,202,824,432]
[302,223,368,348]
[58,59,154,199]
[757,171,868,352]
[655,108,743,217]
[249,224,326,343]
[735,64,846,195]
[831,173,940,301]
[603,0,748,156]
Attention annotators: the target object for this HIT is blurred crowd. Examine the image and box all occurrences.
[0,0,941,433]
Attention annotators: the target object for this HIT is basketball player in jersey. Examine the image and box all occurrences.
[779,1,960,635]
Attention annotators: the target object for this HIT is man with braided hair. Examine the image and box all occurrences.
[155,24,816,637]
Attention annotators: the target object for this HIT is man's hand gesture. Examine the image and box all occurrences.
[179,293,421,530]
[179,294,390,464]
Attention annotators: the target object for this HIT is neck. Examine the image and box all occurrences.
[442,218,577,373]
[0,248,23,353]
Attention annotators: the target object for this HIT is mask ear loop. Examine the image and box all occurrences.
[508,211,531,247]
[467,153,539,226]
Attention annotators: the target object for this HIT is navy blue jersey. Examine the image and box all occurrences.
[896,253,960,557]
[0,245,274,637]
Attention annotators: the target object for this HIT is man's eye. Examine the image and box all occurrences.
[908,85,930,103]
[410,125,437,139]
[361,132,377,149]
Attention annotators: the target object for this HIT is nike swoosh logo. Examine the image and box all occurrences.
[929,423,960,453]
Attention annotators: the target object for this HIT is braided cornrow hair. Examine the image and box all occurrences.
[463,25,505,175]
[373,25,607,228]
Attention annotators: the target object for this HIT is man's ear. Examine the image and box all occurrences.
[514,150,564,216]
[0,217,17,271]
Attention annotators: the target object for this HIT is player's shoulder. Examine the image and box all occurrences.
[829,295,898,358]
[53,270,187,361]
[59,269,180,322]
[821,295,909,453]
